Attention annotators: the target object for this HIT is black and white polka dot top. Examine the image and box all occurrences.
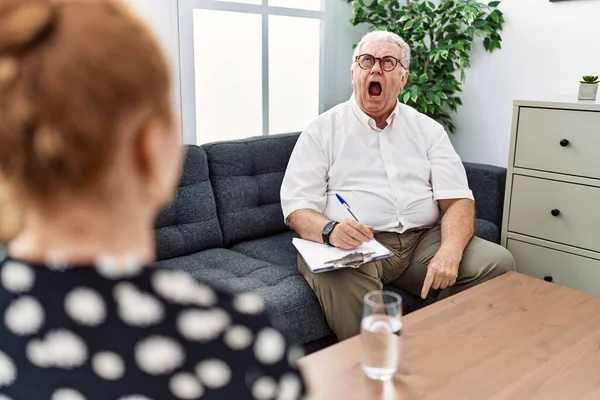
[0,254,306,400]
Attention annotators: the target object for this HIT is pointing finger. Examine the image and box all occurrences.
[421,268,434,299]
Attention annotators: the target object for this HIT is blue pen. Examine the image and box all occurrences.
[336,194,377,244]
[335,193,359,222]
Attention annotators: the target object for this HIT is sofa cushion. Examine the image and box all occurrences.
[475,218,500,244]
[155,248,332,345]
[204,134,300,247]
[154,146,223,261]
[464,162,506,228]
[230,231,299,268]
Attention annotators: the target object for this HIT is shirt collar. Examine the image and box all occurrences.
[350,94,400,132]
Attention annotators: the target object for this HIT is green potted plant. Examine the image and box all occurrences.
[345,0,505,132]
[578,75,599,101]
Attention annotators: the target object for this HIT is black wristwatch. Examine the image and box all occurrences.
[322,221,339,246]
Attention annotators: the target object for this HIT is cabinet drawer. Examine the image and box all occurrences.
[514,107,600,180]
[508,175,600,252]
[507,239,600,296]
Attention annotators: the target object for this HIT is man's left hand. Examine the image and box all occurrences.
[421,247,462,299]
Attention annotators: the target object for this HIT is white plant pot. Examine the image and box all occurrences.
[578,82,598,100]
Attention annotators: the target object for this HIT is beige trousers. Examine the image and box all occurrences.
[298,224,516,341]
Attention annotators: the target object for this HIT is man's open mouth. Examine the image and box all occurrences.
[368,82,382,97]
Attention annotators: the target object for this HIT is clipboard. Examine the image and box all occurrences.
[292,238,393,273]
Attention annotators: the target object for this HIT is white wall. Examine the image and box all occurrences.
[322,2,369,110]
[450,0,600,167]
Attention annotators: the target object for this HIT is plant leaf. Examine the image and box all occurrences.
[488,1,500,7]
[473,19,486,28]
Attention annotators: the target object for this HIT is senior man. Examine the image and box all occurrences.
[280,31,515,341]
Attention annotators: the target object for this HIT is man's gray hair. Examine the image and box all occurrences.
[352,31,411,70]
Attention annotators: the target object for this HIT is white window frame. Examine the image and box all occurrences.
[177,0,333,145]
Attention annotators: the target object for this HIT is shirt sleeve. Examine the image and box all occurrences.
[427,123,474,201]
[280,125,329,223]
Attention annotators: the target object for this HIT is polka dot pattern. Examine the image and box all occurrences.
[277,373,303,400]
[224,325,253,350]
[196,359,231,389]
[1,261,34,293]
[65,288,106,326]
[0,350,16,388]
[233,292,265,315]
[51,388,86,400]
[4,296,45,336]
[152,270,216,307]
[177,308,230,342]
[114,283,164,327]
[135,336,184,375]
[251,376,277,400]
[0,256,306,398]
[96,255,142,279]
[26,329,88,369]
[92,352,125,381]
[169,373,204,399]
[254,328,286,365]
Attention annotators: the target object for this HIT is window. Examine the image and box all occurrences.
[178,0,326,145]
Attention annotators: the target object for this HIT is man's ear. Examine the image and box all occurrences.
[402,68,410,84]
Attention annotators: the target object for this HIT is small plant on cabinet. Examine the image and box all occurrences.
[578,75,599,100]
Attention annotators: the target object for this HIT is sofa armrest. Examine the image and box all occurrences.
[463,162,507,228]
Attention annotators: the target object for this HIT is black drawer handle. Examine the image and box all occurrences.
[560,139,570,147]
[551,209,560,217]
[544,276,553,282]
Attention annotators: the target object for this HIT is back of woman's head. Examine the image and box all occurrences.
[0,0,174,204]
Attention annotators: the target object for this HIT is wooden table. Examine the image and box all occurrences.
[298,272,600,400]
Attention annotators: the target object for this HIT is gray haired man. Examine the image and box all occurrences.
[280,31,515,341]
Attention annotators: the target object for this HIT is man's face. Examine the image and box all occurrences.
[351,41,409,118]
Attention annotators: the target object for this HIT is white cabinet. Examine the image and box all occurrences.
[502,99,600,296]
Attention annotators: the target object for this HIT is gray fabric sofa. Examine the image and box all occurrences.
[153,132,507,353]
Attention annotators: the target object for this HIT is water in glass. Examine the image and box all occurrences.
[360,290,402,380]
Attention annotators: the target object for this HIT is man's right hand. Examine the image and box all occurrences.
[330,220,375,250]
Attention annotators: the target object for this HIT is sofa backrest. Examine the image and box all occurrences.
[463,162,506,228]
[203,133,299,247]
[154,145,223,260]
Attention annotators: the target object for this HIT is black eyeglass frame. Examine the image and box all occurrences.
[355,54,407,72]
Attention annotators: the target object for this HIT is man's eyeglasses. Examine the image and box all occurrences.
[355,54,405,72]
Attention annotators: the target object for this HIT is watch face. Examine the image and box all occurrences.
[323,222,335,235]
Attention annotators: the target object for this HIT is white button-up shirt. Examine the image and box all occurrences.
[280,96,474,233]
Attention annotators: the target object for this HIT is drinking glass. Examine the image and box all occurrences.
[360,290,403,380]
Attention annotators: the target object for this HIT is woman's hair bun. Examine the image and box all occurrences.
[0,0,55,54]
